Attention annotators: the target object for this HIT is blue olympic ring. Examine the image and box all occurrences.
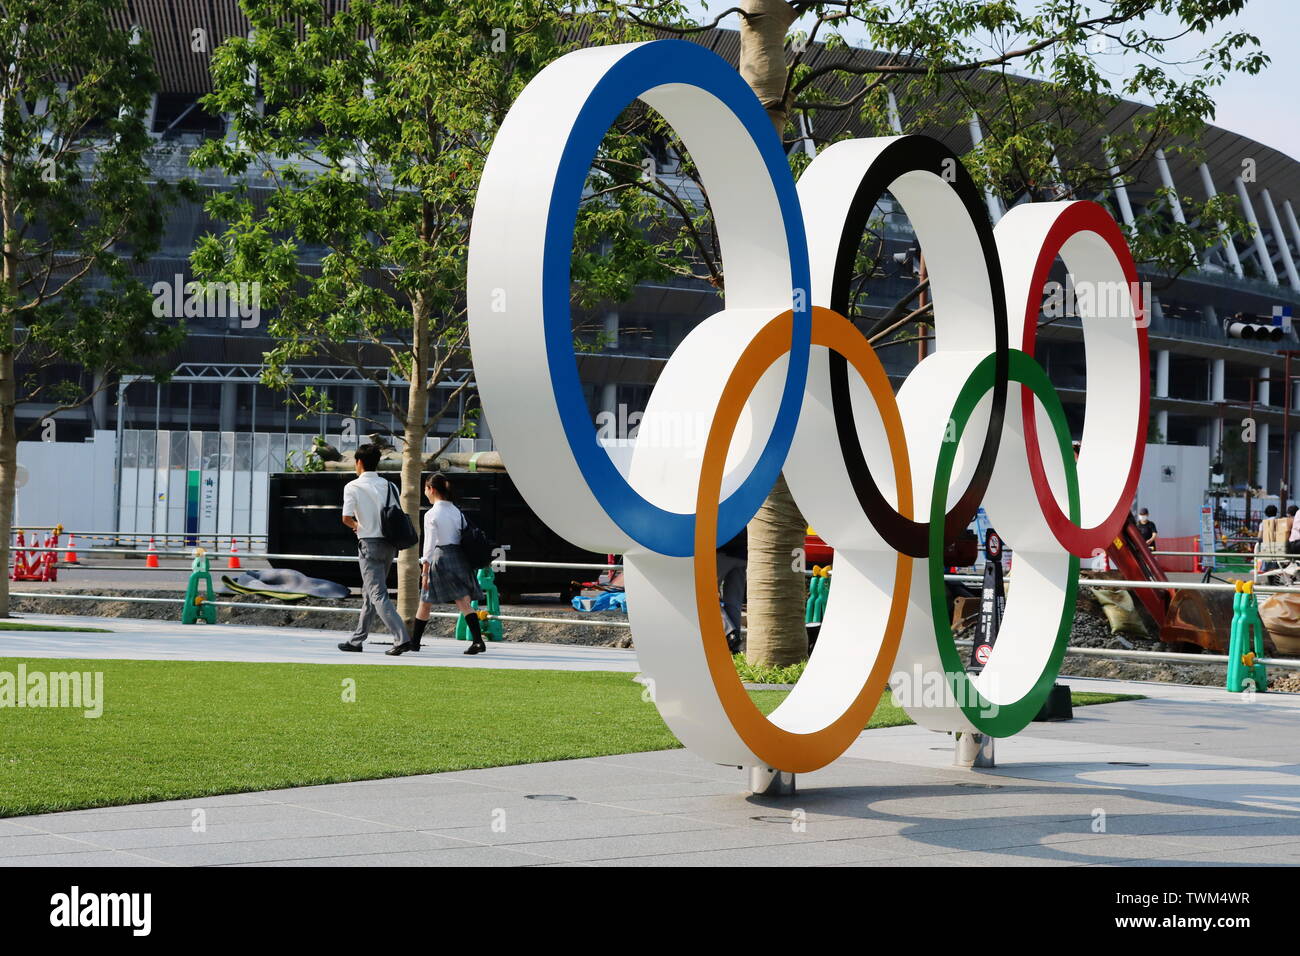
[542,40,811,556]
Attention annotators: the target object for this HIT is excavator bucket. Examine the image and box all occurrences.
[1105,513,1234,652]
[1161,588,1235,653]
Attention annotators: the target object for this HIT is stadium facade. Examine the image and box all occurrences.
[21,5,1300,539]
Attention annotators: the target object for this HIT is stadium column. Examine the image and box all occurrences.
[966,113,1004,224]
[1285,201,1300,267]
[1200,164,1244,278]
[604,310,619,351]
[1155,349,1169,442]
[1156,148,1200,265]
[1292,378,1300,506]
[1104,140,1136,228]
[885,91,903,135]
[1211,355,1226,454]
[1154,150,1187,224]
[1235,177,1279,286]
[1261,189,1300,291]
[220,382,237,433]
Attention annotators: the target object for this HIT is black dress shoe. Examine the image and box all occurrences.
[463,641,485,655]
[338,642,362,653]
[386,642,413,656]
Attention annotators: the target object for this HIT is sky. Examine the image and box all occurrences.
[683,0,1300,159]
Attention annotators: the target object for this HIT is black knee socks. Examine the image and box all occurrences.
[411,618,428,643]
[464,612,483,645]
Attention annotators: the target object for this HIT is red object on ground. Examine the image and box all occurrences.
[63,534,79,565]
[227,537,241,570]
[11,528,59,582]
[804,532,833,568]
[146,536,160,569]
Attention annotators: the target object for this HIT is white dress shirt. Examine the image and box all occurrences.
[341,471,392,539]
[420,500,463,565]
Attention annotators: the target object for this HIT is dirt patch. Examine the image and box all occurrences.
[956,587,1298,692]
[17,584,1298,691]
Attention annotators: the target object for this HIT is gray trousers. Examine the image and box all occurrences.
[348,537,410,646]
[717,553,746,638]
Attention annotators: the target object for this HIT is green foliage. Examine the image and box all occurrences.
[0,0,191,426]
[733,652,809,685]
[191,0,672,433]
[285,447,325,473]
[611,0,1268,321]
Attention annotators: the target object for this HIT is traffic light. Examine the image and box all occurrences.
[1226,311,1286,341]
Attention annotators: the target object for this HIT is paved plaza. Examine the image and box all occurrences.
[0,612,637,671]
[2,615,1299,866]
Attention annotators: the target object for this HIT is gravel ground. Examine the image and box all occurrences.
[954,585,1282,691]
[9,588,633,647]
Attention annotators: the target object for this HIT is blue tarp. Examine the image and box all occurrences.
[572,590,627,613]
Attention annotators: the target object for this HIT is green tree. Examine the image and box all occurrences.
[613,0,1266,666]
[192,0,670,623]
[0,0,189,615]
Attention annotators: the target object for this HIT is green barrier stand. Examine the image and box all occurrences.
[805,566,830,626]
[455,566,504,642]
[1226,580,1267,693]
[181,548,217,625]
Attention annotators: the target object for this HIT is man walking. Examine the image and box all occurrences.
[717,528,747,654]
[338,443,411,653]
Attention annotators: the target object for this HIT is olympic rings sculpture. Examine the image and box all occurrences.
[468,40,1149,774]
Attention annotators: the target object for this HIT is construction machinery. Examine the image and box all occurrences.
[1104,513,1235,653]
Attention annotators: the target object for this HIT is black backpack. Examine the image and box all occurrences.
[379,480,419,551]
[458,511,496,569]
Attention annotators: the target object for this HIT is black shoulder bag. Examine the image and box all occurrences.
[379,481,419,551]
[458,510,497,569]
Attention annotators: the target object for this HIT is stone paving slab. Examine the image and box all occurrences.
[0,612,638,671]
[5,692,1300,866]
[3,614,1300,865]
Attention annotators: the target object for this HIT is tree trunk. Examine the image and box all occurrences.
[398,293,431,626]
[738,0,797,128]
[745,473,807,665]
[737,0,808,666]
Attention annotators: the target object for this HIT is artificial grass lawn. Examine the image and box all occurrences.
[0,622,112,633]
[0,658,789,817]
[0,657,1139,817]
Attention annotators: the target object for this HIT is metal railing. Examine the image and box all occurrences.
[10,546,620,570]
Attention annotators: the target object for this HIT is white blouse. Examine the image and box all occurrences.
[420,500,463,565]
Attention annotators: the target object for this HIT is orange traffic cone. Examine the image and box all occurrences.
[63,534,79,565]
[227,537,241,570]
[145,536,159,568]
